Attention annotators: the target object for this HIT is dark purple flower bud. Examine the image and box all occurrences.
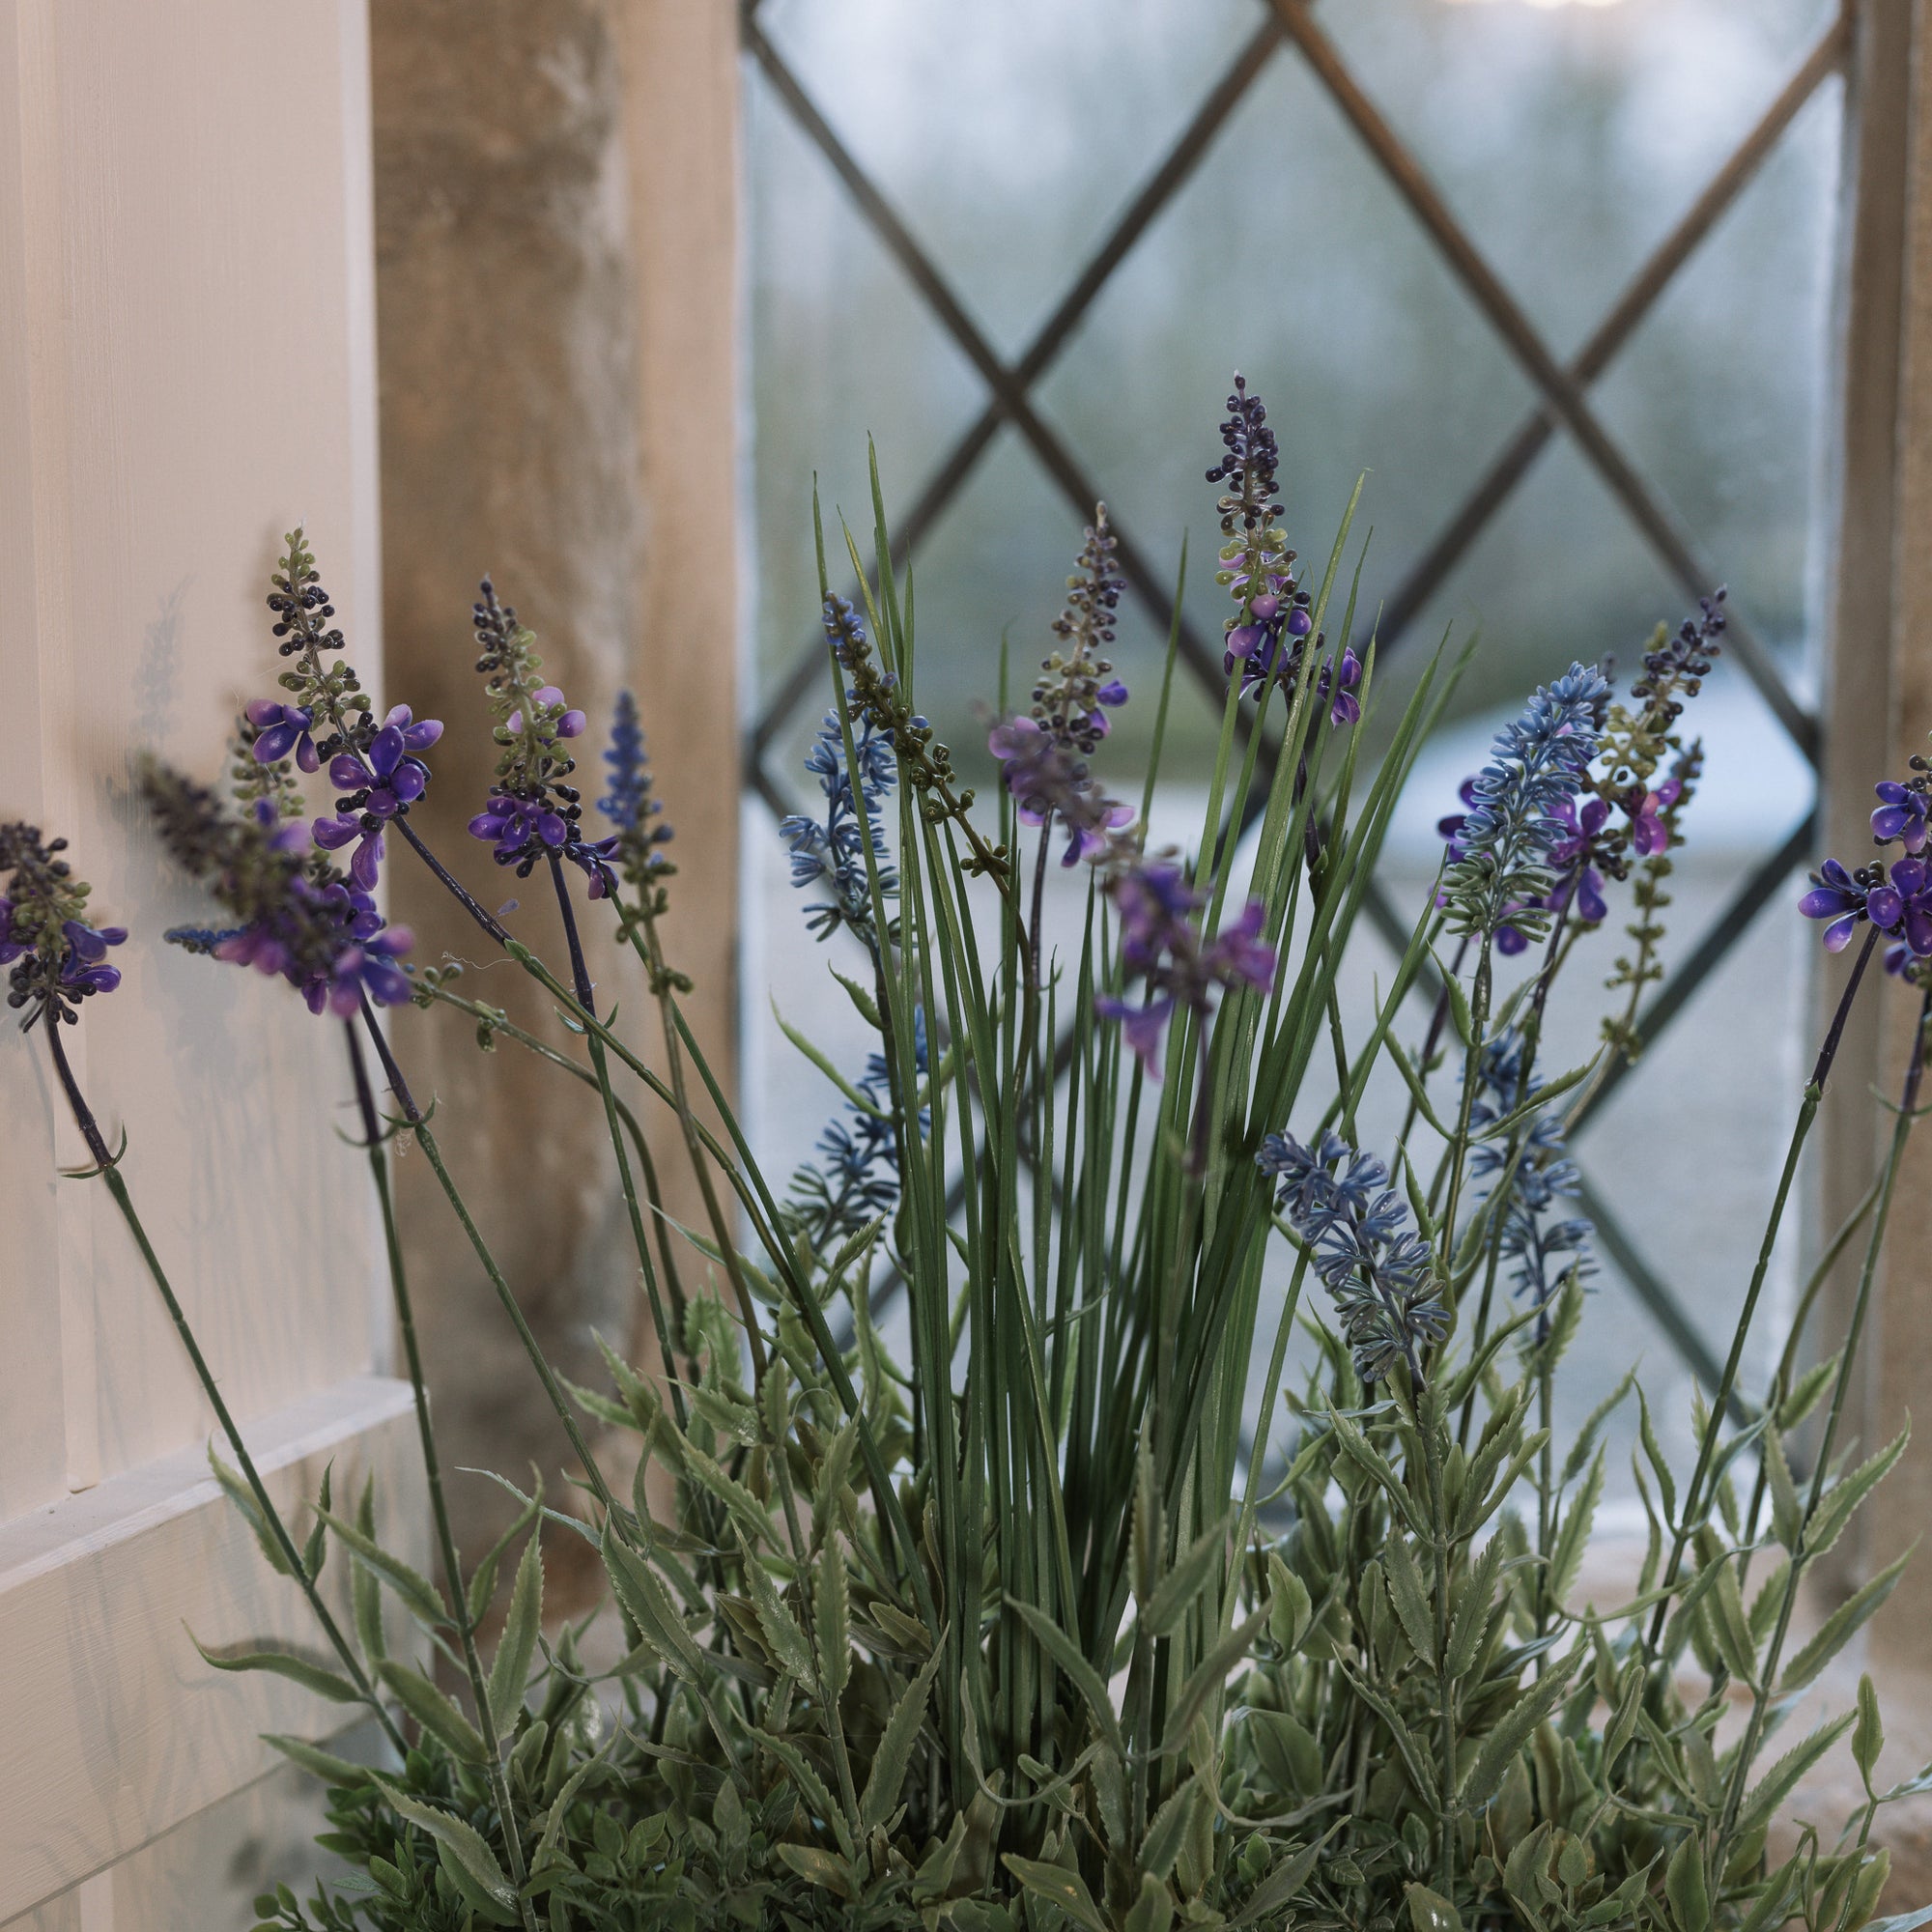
[312,810,384,892]
[1801,858,1875,952]
[1317,646,1362,728]
[1096,679,1128,706]
[1287,608,1313,639]
[1872,781,1930,855]
[246,699,320,773]
[1248,593,1279,622]
[1226,624,1265,660]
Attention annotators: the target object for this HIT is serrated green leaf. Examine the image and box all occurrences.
[377,1659,487,1763]
[1855,1673,1885,1786]
[1140,1780,1199,1882]
[1325,1404,1424,1534]
[1763,1425,1801,1552]
[1638,1392,1677,1529]
[860,1646,944,1833]
[1445,1537,1506,1680]
[1777,1357,1835,1432]
[1665,1833,1710,1932]
[353,1477,386,1663]
[1548,1451,1603,1609]
[745,1557,816,1685]
[1143,1518,1230,1636]
[319,1508,448,1628]
[603,1529,704,1681]
[488,1532,542,1733]
[374,1776,516,1918]
[816,1537,850,1703]
[304,1463,332,1583]
[1381,1533,1436,1664]
[1805,1427,1910,1562]
[1561,1369,1635,1490]
[264,1732,375,1787]
[1734,1713,1856,1840]
[191,1634,363,1704]
[1780,1550,1911,1694]
[207,1444,293,1579]
[1003,1857,1107,1932]
[750,1722,852,1855]
[1461,1653,1577,1808]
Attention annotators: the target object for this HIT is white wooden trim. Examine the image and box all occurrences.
[0,1377,421,1923]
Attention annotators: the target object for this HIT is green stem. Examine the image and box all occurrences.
[343,1027,536,1926]
[543,861,690,1436]
[1719,984,1928,1845]
[41,1012,407,1758]
[1644,923,1879,1660]
[355,997,623,1527]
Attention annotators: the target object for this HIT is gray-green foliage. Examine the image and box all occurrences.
[210,472,1919,1932]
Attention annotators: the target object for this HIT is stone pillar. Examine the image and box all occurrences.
[369,0,739,1557]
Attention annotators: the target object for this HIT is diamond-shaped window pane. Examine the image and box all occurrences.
[1321,0,1841,351]
[755,0,1263,356]
[744,0,1843,1417]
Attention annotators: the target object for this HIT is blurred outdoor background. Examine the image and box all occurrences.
[740,0,1839,1495]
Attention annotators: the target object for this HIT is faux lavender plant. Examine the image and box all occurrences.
[11,385,1925,1932]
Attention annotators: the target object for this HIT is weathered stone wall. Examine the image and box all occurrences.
[371,0,649,1556]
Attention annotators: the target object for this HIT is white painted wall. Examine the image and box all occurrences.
[0,3,415,1918]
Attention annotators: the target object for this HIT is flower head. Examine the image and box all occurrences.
[986,714,1135,867]
[597,690,677,900]
[781,712,898,946]
[1029,507,1127,755]
[463,578,613,897]
[0,825,127,1028]
[1438,664,1611,950]
[139,760,414,1017]
[1096,860,1274,1077]
[1872,780,1931,855]
[1257,1129,1447,1384]
[1800,854,1932,955]
[1208,376,1315,698]
[1464,1035,1593,1317]
[783,1011,929,1249]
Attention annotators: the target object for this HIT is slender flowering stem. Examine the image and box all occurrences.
[544,857,691,1435]
[354,995,624,1527]
[343,1026,536,1924]
[1643,923,1881,1660]
[1719,981,1930,1848]
[39,1012,407,1756]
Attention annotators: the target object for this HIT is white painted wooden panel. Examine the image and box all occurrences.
[0,1378,423,1923]
[0,2,420,1919]
[0,0,385,1501]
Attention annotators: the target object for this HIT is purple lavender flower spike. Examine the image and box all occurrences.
[1872,781,1930,855]
[139,762,416,1024]
[246,699,320,773]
